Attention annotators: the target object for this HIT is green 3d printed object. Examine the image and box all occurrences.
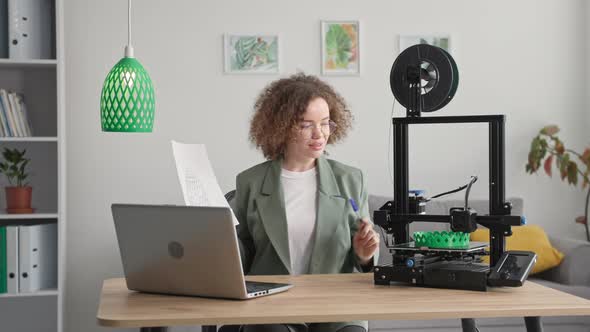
[100,57,155,132]
[413,231,470,249]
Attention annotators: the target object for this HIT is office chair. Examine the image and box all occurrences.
[224,190,236,203]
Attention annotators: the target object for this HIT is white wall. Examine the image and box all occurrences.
[65,1,589,331]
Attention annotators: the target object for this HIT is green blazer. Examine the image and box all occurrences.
[234,156,377,331]
[234,156,378,276]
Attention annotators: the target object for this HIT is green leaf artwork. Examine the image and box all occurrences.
[228,36,278,73]
[326,25,351,68]
[323,22,359,73]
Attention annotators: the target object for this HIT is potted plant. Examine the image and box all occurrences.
[0,148,33,214]
[526,125,590,241]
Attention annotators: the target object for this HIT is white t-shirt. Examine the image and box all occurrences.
[280,167,317,275]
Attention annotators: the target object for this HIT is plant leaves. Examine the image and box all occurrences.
[0,147,29,187]
[555,141,565,155]
[526,136,547,172]
[559,155,568,180]
[540,125,559,136]
[544,155,553,177]
[567,161,578,185]
[581,148,590,166]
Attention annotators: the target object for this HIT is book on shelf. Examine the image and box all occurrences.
[0,89,11,136]
[16,94,32,136]
[6,226,18,293]
[0,223,56,295]
[0,89,33,137]
[18,223,57,293]
[0,0,7,58]
[7,92,21,136]
[7,0,53,60]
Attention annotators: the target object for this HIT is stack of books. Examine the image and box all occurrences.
[0,89,33,137]
[0,223,57,294]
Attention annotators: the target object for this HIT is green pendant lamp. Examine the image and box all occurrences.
[100,0,155,132]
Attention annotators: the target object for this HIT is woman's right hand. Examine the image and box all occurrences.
[352,218,379,266]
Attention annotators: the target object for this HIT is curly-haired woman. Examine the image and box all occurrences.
[226,73,379,332]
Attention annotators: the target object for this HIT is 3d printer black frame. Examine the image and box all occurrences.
[372,115,530,290]
[391,115,520,266]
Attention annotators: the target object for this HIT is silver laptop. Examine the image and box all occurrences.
[111,204,292,299]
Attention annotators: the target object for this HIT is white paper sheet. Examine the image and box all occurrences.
[172,140,238,226]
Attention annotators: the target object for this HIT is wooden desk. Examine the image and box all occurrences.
[97,273,590,331]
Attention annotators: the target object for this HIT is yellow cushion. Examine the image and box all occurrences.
[470,225,564,274]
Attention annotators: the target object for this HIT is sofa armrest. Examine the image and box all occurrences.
[535,235,590,286]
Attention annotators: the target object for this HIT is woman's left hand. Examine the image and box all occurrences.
[352,218,380,266]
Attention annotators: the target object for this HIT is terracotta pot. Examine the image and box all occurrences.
[5,186,33,214]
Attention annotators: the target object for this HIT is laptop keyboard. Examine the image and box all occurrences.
[245,281,287,293]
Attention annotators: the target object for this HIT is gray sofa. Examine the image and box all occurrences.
[368,195,590,332]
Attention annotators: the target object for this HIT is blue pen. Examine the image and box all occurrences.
[349,198,362,222]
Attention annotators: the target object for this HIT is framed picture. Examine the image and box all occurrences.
[224,34,279,74]
[321,20,360,75]
[398,35,451,54]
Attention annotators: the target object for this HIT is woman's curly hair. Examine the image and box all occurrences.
[250,73,353,160]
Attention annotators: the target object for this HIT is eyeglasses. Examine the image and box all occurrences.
[298,120,337,138]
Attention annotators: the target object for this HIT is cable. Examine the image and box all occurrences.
[124,0,134,57]
[464,176,478,209]
[426,176,478,203]
[427,184,468,201]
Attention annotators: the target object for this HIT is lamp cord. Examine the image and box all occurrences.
[124,0,134,57]
[128,0,132,47]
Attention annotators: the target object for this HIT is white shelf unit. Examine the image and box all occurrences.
[0,288,58,298]
[0,213,58,220]
[0,0,65,332]
[0,59,57,68]
[0,137,58,142]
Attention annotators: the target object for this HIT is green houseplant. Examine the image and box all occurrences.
[526,125,590,241]
[0,148,33,214]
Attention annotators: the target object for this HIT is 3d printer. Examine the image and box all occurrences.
[373,44,537,292]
